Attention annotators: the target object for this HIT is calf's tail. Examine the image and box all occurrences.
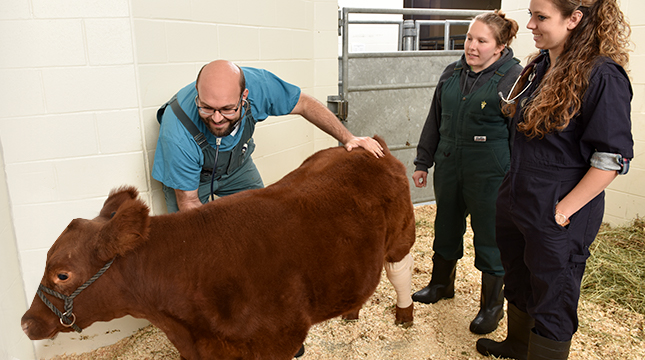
[372,134,391,156]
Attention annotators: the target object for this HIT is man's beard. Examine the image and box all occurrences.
[201,116,241,138]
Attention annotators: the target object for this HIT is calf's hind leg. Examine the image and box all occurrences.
[385,253,414,326]
[341,307,361,321]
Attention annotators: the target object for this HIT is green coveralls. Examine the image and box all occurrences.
[432,60,516,276]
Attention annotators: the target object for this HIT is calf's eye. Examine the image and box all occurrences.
[57,273,69,281]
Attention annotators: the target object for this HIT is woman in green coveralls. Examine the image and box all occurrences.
[412,10,522,334]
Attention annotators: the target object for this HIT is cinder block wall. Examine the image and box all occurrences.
[501,0,644,225]
[0,144,33,360]
[0,0,340,358]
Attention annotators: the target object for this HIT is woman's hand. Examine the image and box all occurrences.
[412,170,428,188]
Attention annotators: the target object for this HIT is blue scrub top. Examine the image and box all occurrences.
[152,67,301,191]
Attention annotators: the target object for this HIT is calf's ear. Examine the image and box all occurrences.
[98,186,140,220]
[94,198,150,261]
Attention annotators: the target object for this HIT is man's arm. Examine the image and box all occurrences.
[290,92,384,158]
[175,188,203,212]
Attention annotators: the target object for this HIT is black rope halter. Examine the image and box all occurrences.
[36,257,116,333]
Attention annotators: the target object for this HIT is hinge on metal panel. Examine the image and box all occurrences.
[327,95,348,122]
[338,9,343,36]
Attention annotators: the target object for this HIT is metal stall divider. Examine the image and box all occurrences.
[329,7,488,204]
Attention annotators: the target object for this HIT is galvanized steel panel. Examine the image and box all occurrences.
[342,53,461,204]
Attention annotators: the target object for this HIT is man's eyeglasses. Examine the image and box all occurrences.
[195,94,243,119]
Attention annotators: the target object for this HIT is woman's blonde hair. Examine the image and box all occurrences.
[474,9,519,47]
[503,0,631,139]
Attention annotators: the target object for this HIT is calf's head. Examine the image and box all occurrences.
[21,186,150,340]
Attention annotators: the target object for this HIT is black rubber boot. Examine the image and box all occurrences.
[294,344,305,358]
[527,331,571,360]
[412,254,457,304]
[470,272,505,334]
[476,303,535,360]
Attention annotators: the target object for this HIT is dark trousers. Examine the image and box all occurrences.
[495,170,604,341]
[433,140,508,276]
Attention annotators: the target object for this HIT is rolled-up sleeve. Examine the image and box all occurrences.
[579,61,634,164]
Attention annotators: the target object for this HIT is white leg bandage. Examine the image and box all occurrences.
[385,253,413,308]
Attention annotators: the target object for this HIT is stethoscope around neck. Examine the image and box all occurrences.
[499,67,537,105]
[209,99,250,201]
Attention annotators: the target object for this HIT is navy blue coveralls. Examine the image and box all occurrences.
[496,53,634,342]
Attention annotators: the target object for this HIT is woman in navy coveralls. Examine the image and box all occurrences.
[476,1,634,359]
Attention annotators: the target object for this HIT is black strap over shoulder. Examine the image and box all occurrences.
[494,57,521,78]
[164,95,209,151]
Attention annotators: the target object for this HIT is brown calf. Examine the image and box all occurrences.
[21,136,415,359]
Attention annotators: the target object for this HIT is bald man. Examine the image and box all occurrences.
[153,60,384,213]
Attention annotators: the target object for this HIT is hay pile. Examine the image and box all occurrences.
[582,218,645,314]
[51,205,645,360]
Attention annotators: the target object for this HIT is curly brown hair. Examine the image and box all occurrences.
[503,0,631,139]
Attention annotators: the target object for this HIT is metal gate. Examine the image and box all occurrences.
[328,8,487,204]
